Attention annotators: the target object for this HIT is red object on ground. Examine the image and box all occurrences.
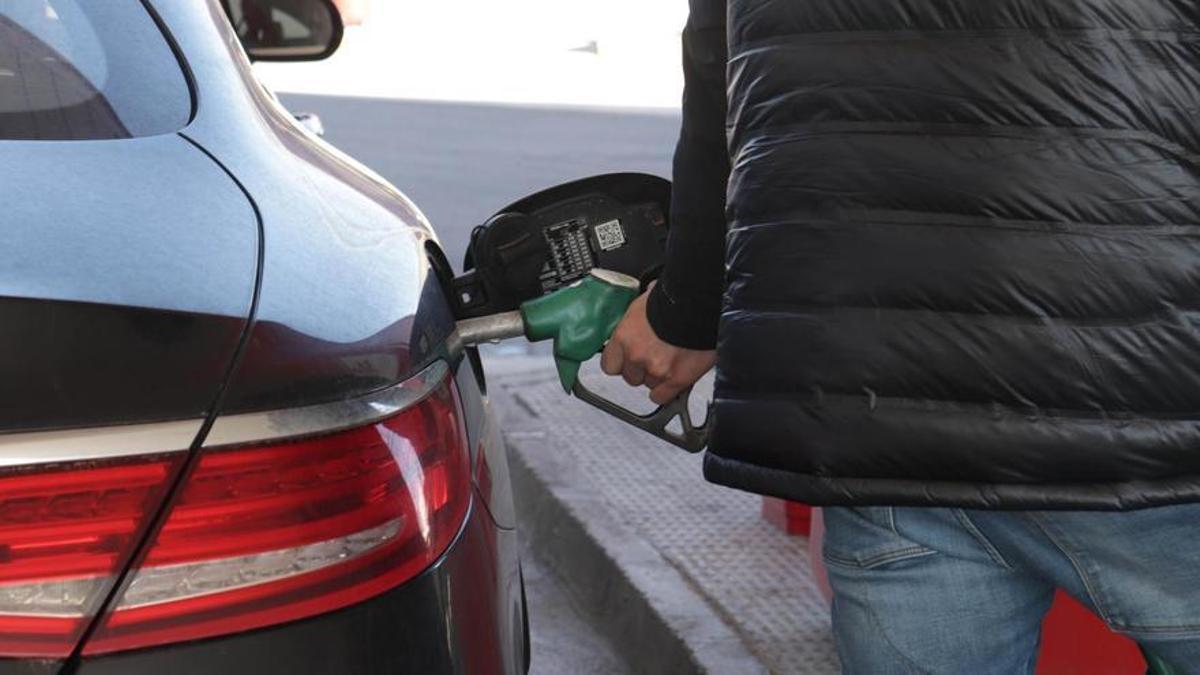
[1035,591,1146,674]
[806,508,1147,674]
[761,497,814,536]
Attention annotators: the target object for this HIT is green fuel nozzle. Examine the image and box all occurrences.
[520,269,640,392]
[454,269,710,453]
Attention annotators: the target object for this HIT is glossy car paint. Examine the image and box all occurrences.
[0,127,257,432]
[0,0,523,671]
[162,0,445,414]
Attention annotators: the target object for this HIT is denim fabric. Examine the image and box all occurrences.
[823,505,1200,674]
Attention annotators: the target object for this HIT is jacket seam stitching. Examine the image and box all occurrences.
[735,28,1200,52]
[724,303,1199,327]
[731,121,1200,165]
[729,213,1200,234]
[714,389,1200,421]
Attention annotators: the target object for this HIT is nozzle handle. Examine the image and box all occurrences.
[521,269,641,392]
[571,379,710,453]
[519,268,712,452]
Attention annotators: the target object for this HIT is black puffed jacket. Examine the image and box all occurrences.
[648,0,1200,510]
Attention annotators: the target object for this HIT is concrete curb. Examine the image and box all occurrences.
[494,366,766,675]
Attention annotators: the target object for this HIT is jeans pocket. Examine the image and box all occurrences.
[823,506,937,570]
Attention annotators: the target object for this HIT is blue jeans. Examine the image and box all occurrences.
[823,505,1200,674]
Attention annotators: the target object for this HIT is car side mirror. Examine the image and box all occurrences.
[451,173,671,319]
[221,0,344,62]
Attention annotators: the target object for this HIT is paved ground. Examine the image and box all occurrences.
[489,354,840,674]
[520,540,631,675]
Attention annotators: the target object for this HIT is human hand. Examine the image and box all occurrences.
[600,285,717,405]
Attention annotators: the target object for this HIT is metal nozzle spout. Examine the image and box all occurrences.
[455,311,526,346]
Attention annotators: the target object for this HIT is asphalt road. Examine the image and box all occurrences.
[277,93,680,673]
[280,94,680,270]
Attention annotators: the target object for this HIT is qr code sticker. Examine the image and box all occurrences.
[594,219,626,251]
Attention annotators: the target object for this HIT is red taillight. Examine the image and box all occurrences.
[0,366,470,657]
[85,376,471,654]
[0,456,183,656]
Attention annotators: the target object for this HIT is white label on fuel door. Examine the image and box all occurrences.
[594,219,626,251]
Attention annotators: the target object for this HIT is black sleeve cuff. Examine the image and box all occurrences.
[646,280,720,350]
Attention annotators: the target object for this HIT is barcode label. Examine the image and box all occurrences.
[594,219,626,251]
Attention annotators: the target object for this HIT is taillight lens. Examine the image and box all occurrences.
[0,367,469,658]
[84,376,471,654]
[0,456,183,657]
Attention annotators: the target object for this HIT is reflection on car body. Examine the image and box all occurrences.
[0,1,527,673]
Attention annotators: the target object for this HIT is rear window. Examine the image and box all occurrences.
[0,1,191,140]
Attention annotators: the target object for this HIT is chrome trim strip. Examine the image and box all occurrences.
[204,360,450,448]
[0,361,449,468]
[0,420,200,469]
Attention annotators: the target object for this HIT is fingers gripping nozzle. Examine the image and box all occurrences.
[520,269,710,453]
[455,268,711,453]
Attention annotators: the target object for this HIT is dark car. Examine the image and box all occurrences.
[0,1,527,672]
